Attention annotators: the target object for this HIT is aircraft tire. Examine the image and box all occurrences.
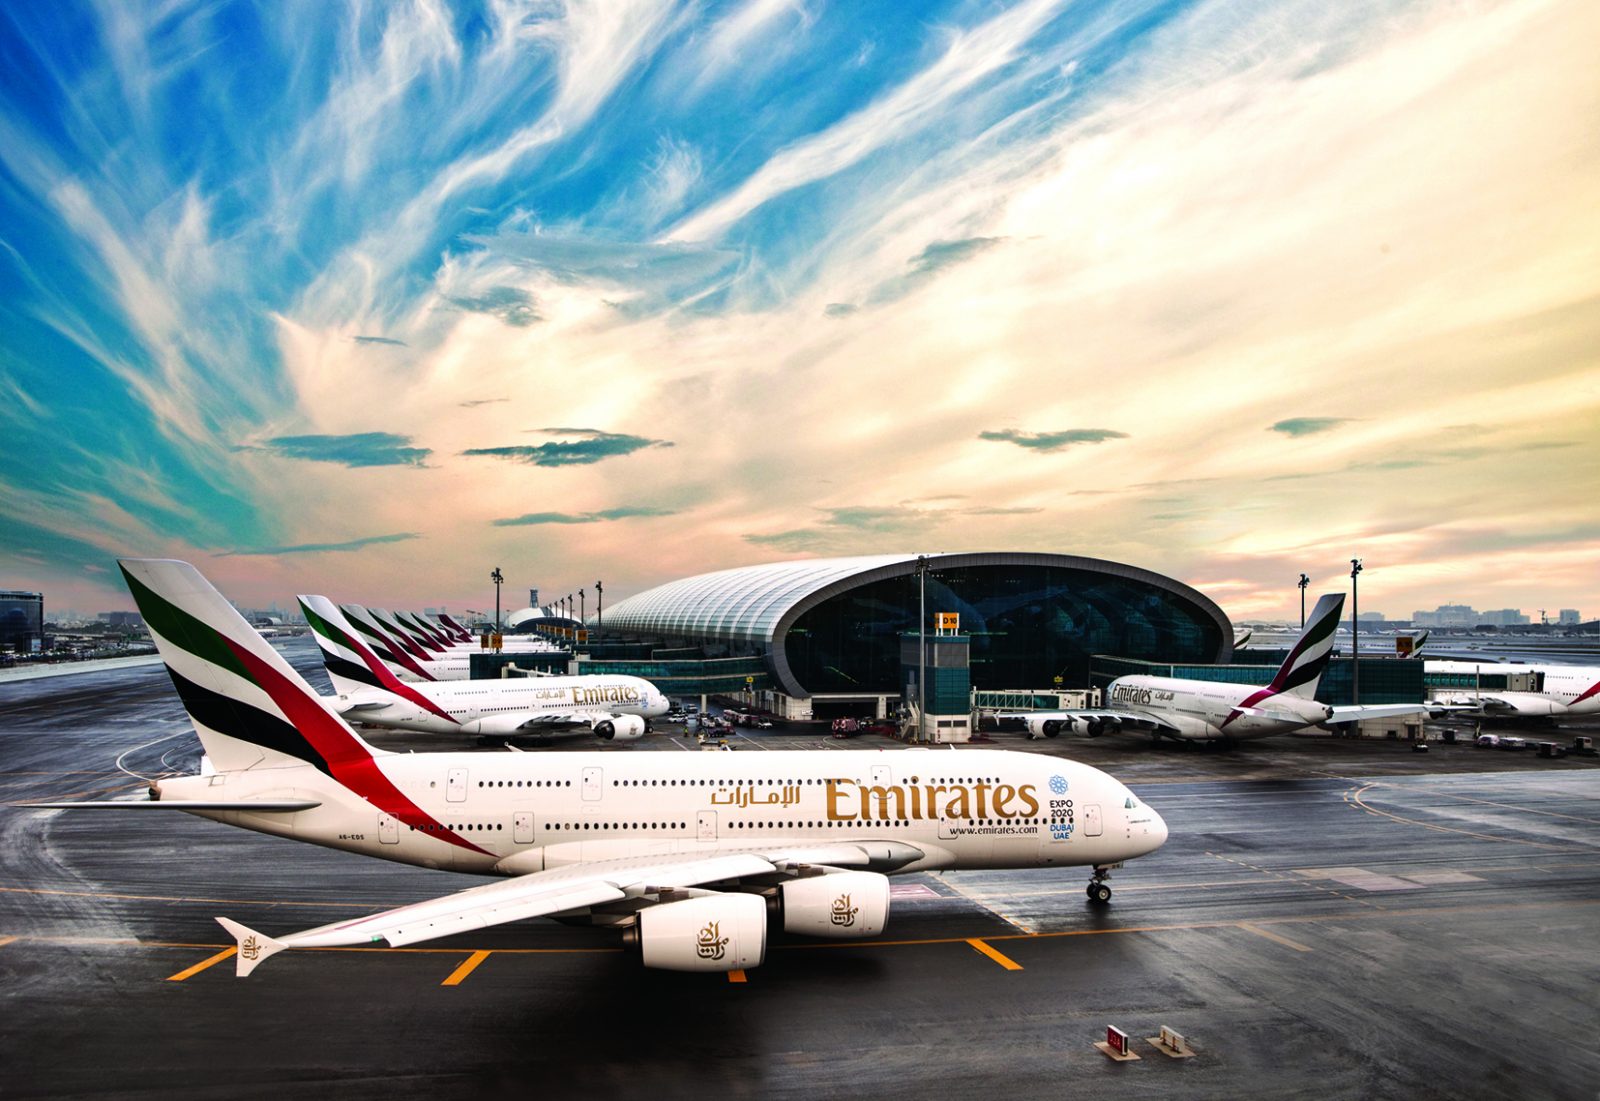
[1089,883,1112,904]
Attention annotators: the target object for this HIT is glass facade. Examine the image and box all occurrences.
[788,564,1224,693]
[0,591,43,652]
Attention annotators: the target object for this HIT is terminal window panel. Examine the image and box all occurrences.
[785,565,1223,695]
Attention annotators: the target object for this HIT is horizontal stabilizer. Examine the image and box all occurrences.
[216,917,288,977]
[1324,703,1437,724]
[15,800,321,811]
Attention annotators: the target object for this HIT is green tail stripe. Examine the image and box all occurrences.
[303,603,359,654]
[121,567,251,682]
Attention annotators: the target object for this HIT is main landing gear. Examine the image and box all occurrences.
[1086,865,1113,905]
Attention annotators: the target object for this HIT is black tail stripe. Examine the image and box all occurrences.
[323,654,384,690]
[163,665,333,777]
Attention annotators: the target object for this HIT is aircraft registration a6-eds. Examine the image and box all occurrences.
[18,560,1167,977]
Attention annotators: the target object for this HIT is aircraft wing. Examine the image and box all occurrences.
[992,709,1185,736]
[215,850,796,976]
[1324,702,1444,724]
[459,710,633,736]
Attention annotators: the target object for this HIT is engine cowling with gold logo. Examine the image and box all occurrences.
[592,714,646,741]
[778,871,888,939]
[631,894,766,972]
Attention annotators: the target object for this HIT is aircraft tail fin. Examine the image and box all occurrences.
[1269,592,1344,699]
[216,917,289,978]
[340,604,435,682]
[437,613,473,642]
[118,559,386,774]
[300,596,407,696]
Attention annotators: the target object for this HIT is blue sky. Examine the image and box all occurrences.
[1,0,1597,620]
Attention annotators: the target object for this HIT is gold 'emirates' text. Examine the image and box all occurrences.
[824,779,1040,822]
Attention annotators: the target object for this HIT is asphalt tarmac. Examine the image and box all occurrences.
[2,640,1598,1100]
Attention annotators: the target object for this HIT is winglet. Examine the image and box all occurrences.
[216,917,288,978]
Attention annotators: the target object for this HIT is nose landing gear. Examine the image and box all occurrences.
[1087,865,1114,904]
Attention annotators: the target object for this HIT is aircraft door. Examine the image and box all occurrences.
[581,766,602,802]
[1084,803,1103,837]
[697,810,717,842]
[513,811,534,844]
[378,812,399,844]
[447,768,468,803]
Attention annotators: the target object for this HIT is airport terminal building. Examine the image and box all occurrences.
[595,552,1232,719]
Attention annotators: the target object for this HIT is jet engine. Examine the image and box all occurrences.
[593,714,647,741]
[1023,715,1070,738]
[777,871,888,938]
[625,894,766,972]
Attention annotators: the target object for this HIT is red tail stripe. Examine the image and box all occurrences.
[224,640,486,854]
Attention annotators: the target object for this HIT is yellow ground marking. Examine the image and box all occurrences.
[1346,784,1586,851]
[1239,922,1313,952]
[12,895,1600,978]
[166,946,236,982]
[441,950,492,986]
[0,935,17,949]
[727,969,748,983]
[966,938,1023,970]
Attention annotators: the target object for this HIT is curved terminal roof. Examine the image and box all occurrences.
[602,552,1232,696]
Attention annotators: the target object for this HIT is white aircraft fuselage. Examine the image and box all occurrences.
[1428,661,1600,717]
[157,748,1165,876]
[340,674,669,737]
[1104,674,1333,740]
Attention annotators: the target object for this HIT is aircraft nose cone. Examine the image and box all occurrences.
[1151,808,1169,849]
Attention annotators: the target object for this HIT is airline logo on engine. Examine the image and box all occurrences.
[830,893,858,928]
[696,920,729,961]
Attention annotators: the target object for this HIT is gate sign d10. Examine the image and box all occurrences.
[936,612,959,631]
[1106,1026,1130,1056]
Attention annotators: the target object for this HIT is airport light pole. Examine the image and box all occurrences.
[491,568,503,650]
[595,580,603,648]
[1350,558,1363,706]
[579,588,585,640]
[916,555,928,744]
[1298,573,1310,628]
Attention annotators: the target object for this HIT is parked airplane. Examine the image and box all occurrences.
[302,595,666,740]
[20,559,1167,977]
[1426,660,1600,718]
[1002,594,1439,743]
[373,604,558,657]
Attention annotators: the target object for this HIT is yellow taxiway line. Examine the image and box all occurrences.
[966,937,1023,970]
[1239,923,1313,952]
[166,946,237,982]
[441,950,492,986]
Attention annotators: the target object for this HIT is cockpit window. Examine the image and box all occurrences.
[1125,797,1137,809]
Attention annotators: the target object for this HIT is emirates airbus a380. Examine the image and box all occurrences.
[19,560,1167,978]
[300,594,668,742]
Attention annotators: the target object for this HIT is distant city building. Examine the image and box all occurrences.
[1558,609,1581,625]
[1412,604,1478,628]
[1357,612,1387,622]
[98,610,145,628]
[1,590,44,652]
[1480,609,1530,627]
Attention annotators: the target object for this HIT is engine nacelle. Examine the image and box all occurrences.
[1023,715,1070,739]
[593,714,647,741]
[778,871,889,939]
[630,895,766,972]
